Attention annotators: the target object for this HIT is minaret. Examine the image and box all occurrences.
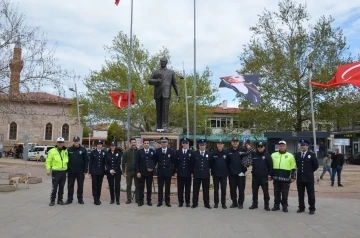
[9,36,24,97]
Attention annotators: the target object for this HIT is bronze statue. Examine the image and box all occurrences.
[148,57,180,131]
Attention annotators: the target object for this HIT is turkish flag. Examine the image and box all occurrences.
[115,0,120,6]
[109,92,135,109]
[310,61,360,88]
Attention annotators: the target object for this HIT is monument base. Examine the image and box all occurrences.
[140,132,180,187]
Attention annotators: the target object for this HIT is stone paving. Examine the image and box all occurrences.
[1,158,360,238]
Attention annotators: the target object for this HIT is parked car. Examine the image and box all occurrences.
[346,153,360,165]
[28,146,55,162]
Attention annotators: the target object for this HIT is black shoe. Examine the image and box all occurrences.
[338,184,343,187]
[283,207,288,213]
[78,200,84,204]
[222,204,227,209]
[65,200,72,205]
[147,202,152,206]
[138,202,144,207]
[110,200,114,204]
[157,203,162,207]
[264,206,270,211]
[205,205,212,209]
[297,209,305,213]
[165,203,171,207]
[230,203,238,208]
[320,177,323,180]
[49,201,55,206]
[238,204,243,209]
[178,203,183,207]
[98,200,102,205]
[214,204,218,208]
[186,203,190,208]
[116,202,120,205]
[57,200,65,205]
[249,204,258,209]
[272,206,280,211]
[309,210,315,215]
[126,200,131,204]
[331,184,334,187]
[191,204,198,209]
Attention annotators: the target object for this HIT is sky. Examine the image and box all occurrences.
[18,0,360,107]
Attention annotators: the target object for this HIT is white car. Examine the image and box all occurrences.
[28,146,55,162]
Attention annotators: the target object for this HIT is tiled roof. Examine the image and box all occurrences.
[0,92,71,104]
[212,107,242,114]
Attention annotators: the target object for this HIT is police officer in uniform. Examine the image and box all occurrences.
[227,137,249,209]
[249,142,271,211]
[155,137,176,207]
[210,139,228,209]
[105,141,122,205]
[65,136,88,205]
[271,140,296,212]
[136,139,155,206]
[174,138,193,207]
[295,139,319,215]
[89,140,106,205]
[191,139,212,209]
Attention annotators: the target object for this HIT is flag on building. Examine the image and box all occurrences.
[310,61,360,88]
[115,0,120,6]
[109,91,135,109]
[219,74,261,106]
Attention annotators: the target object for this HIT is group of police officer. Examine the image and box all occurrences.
[46,135,319,215]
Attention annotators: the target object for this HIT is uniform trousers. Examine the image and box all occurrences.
[106,172,121,202]
[177,176,192,204]
[213,176,227,205]
[67,173,85,202]
[273,181,290,207]
[138,175,153,203]
[158,175,171,203]
[252,175,270,205]
[51,171,67,202]
[229,175,246,205]
[192,178,210,206]
[91,174,104,202]
[297,181,316,211]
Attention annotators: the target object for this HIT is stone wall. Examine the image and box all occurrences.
[0,101,80,149]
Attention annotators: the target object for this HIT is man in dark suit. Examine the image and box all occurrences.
[295,139,319,215]
[174,137,193,208]
[155,136,176,207]
[148,57,180,131]
[89,140,106,205]
[136,139,156,206]
[191,139,212,209]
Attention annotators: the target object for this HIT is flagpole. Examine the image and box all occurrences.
[307,58,320,183]
[193,0,197,150]
[127,0,134,147]
[183,62,190,139]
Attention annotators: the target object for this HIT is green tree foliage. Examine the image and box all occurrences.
[84,31,217,135]
[237,0,356,132]
[82,126,92,138]
[107,121,125,142]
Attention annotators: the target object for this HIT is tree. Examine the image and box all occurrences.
[0,0,75,97]
[82,126,92,138]
[237,0,356,132]
[84,31,217,135]
[107,121,125,142]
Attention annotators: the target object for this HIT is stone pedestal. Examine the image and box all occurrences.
[140,132,180,187]
[140,132,180,151]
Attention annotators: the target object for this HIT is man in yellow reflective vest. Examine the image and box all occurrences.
[270,140,296,212]
[45,137,69,206]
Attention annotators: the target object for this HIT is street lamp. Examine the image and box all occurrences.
[69,84,82,143]
[180,63,190,139]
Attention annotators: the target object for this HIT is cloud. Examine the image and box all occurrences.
[17,0,360,103]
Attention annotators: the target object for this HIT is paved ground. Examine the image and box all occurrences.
[1,158,360,238]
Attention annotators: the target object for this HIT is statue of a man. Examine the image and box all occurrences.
[148,57,180,131]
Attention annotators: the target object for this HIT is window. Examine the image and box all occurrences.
[9,122,17,140]
[62,123,69,141]
[209,117,230,128]
[45,123,52,140]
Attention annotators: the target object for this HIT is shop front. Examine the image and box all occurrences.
[333,133,360,157]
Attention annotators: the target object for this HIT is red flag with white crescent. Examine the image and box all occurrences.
[310,61,360,88]
[109,92,135,109]
[115,0,120,6]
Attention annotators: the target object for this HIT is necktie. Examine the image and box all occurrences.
[183,150,186,154]
[163,150,166,154]
[302,152,305,159]
[201,152,204,156]
[145,150,148,154]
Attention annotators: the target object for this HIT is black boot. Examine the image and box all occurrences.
[272,204,280,211]
[249,204,258,209]
[230,202,238,208]
[282,205,288,213]
[264,204,270,211]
